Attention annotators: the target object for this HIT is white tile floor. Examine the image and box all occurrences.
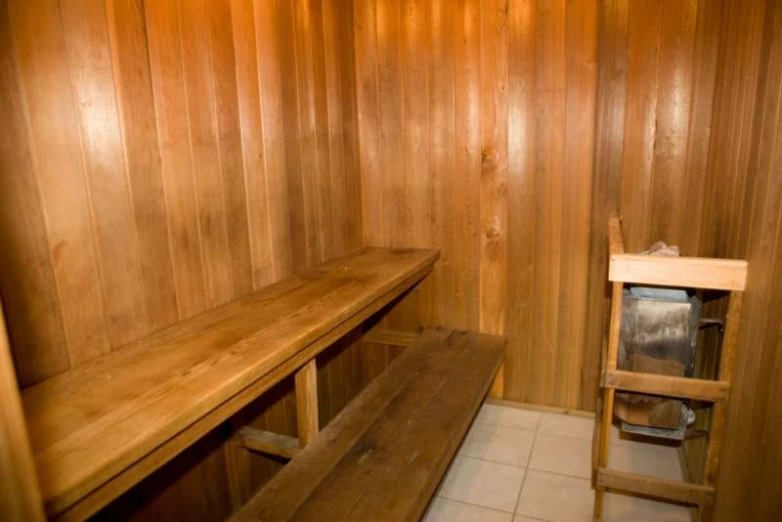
[423,403,693,522]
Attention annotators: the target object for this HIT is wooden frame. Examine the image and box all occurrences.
[22,248,438,521]
[237,428,302,459]
[597,469,715,506]
[0,303,45,522]
[295,360,319,447]
[602,371,730,402]
[234,327,424,463]
[593,214,746,522]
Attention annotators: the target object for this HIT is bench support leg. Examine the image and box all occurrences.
[295,359,319,446]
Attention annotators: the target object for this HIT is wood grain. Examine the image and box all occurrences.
[238,428,301,460]
[0,0,363,386]
[0,302,45,521]
[23,247,437,518]
[587,0,725,413]
[597,469,714,507]
[232,330,504,522]
[0,2,365,518]
[294,360,319,447]
[355,0,601,408]
[693,1,782,517]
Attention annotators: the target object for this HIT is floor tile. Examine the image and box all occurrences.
[607,445,683,481]
[528,432,592,479]
[460,423,535,467]
[439,455,525,513]
[539,413,595,440]
[513,516,548,522]
[476,404,541,431]
[423,497,513,522]
[604,492,692,522]
[516,469,593,522]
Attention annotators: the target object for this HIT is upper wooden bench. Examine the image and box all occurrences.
[232,329,505,522]
[21,247,439,520]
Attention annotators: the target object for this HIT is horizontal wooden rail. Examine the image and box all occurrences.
[238,428,301,459]
[603,370,730,402]
[362,328,421,347]
[597,468,714,506]
[607,214,747,291]
[609,254,748,291]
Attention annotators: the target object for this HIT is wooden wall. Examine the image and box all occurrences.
[0,0,361,388]
[3,0,782,519]
[356,0,599,408]
[356,0,726,410]
[691,0,782,518]
[588,0,724,403]
[0,0,364,519]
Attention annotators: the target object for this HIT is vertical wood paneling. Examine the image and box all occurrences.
[479,0,508,341]
[428,0,456,328]
[1,0,361,384]
[0,0,69,384]
[253,0,293,280]
[355,0,383,247]
[206,0,253,299]
[586,0,725,410]
[504,0,537,401]
[453,0,481,331]
[377,0,405,249]
[230,0,273,288]
[292,0,324,267]
[107,0,180,334]
[9,0,112,366]
[0,302,45,522]
[60,0,149,347]
[357,0,599,406]
[528,0,566,405]
[619,0,661,252]
[696,0,782,518]
[557,0,596,407]
[179,0,236,307]
[145,0,209,319]
[0,0,363,518]
[357,0,731,411]
[647,0,697,247]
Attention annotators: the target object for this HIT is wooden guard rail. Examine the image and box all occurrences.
[593,214,747,522]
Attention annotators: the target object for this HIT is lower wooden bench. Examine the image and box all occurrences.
[232,329,505,522]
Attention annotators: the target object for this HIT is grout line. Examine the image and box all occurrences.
[511,411,541,517]
[474,420,539,435]
[457,452,528,469]
[434,495,518,516]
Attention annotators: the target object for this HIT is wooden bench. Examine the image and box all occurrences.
[21,247,438,520]
[232,329,505,522]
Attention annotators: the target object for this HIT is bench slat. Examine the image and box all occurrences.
[233,330,505,522]
[21,247,438,518]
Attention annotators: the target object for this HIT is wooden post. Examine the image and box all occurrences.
[295,359,319,446]
[593,281,623,520]
[489,362,504,398]
[0,303,46,522]
[699,291,743,522]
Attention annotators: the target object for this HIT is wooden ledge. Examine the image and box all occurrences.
[22,247,438,520]
[607,214,747,291]
[597,468,715,506]
[603,370,730,402]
